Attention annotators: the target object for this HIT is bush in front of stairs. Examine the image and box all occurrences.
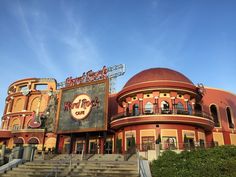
[150,145,236,177]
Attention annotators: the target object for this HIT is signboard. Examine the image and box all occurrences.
[65,66,108,87]
[56,79,108,133]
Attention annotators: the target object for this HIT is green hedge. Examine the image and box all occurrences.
[151,145,236,177]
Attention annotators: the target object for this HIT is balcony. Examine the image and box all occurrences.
[110,108,214,131]
[11,128,45,134]
[0,130,12,138]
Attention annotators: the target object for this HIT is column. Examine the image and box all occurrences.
[154,96,159,114]
[7,117,10,130]
[184,99,189,112]
[8,98,14,113]
[122,129,125,154]
[23,95,30,111]
[139,98,143,115]
[171,97,175,114]
[4,101,8,115]
[21,114,26,129]
[100,138,105,154]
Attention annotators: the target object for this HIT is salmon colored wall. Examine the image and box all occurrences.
[202,88,236,144]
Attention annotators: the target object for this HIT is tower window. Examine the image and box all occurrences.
[226,107,234,128]
[210,105,220,127]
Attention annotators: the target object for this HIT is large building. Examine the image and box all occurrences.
[0,67,236,154]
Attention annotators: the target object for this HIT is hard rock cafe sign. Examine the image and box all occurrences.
[64,94,100,120]
[65,66,108,87]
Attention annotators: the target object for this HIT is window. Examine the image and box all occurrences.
[194,103,202,116]
[144,102,153,114]
[161,101,171,114]
[226,107,234,128]
[161,101,169,110]
[35,84,48,90]
[142,136,155,150]
[162,136,177,150]
[13,124,20,130]
[210,105,220,127]
[19,85,28,92]
[188,103,193,115]
[132,104,139,116]
[176,102,184,110]
[126,136,135,151]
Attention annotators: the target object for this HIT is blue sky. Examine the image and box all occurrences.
[0,0,236,117]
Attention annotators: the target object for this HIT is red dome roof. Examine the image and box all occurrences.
[124,68,194,88]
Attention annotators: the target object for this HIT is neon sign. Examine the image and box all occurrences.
[65,66,108,87]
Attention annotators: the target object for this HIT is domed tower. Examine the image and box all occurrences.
[111,68,214,153]
[0,78,57,150]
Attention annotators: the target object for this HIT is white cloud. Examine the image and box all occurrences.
[12,1,64,78]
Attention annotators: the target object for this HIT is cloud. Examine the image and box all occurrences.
[58,1,103,74]
[12,1,64,78]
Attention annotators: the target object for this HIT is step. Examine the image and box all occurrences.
[18,165,68,169]
[65,174,139,177]
[75,166,137,170]
[68,172,139,177]
[6,170,63,175]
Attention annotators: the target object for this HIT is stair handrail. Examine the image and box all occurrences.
[136,148,148,177]
[45,154,74,177]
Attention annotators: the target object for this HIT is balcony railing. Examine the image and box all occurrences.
[111,108,212,121]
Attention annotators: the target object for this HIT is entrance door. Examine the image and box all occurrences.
[64,143,71,154]
[189,138,195,149]
[126,136,135,153]
[105,141,112,154]
[76,143,83,154]
[89,142,97,154]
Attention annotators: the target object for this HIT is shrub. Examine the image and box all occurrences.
[151,145,236,177]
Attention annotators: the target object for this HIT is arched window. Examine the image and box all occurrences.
[161,101,169,110]
[12,98,24,113]
[14,137,24,147]
[176,102,184,111]
[161,101,170,114]
[176,102,184,114]
[11,118,20,130]
[28,137,39,144]
[30,97,40,112]
[145,102,153,114]
[226,107,234,128]
[132,104,139,116]
[194,103,202,116]
[188,103,192,115]
[210,105,220,127]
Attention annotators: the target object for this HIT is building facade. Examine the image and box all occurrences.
[0,67,236,154]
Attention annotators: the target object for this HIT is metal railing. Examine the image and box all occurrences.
[134,141,218,153]
[111,108,212,121]
[124,146,136,161]
[136,149,148,177]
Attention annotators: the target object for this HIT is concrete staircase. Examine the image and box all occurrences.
[61,161,139,177]
[0,160,70,177]
[88,154,124,161]
[0,154,139,177]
